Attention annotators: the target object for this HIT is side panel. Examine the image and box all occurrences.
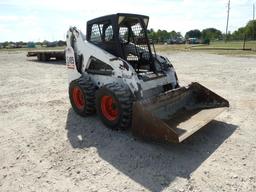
[65,46,81,82]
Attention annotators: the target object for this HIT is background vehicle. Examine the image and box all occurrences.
[27,50,65,61]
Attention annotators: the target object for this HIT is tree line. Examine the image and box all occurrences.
[1,20,255,48]
[231,20,256,40]
[0,40,66,49]
[147,20,256,43]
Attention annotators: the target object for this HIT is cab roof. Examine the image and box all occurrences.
[87,13,149,27]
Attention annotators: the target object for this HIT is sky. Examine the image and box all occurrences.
[0,0,255,42]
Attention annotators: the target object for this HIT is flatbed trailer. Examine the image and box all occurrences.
[27,50,65,61]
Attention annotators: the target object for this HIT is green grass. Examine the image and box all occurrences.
[192,49,256,57]
[154,41,256,56]
[191,40,256,50]
[190,41,256,56]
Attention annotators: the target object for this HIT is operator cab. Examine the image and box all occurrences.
[86,13,156,73]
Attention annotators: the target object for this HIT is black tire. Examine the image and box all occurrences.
[55,56,63,61]
[41,54,47,62]
[37,54,41,61]
[96,83,132,130]
[69,75,96,117]
[41,54,50,62]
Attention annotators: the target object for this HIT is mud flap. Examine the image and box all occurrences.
[131,82,229,143]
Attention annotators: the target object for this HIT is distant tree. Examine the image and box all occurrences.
[169,30,183,39]
[225,31,232,41]
[42,40,49,46]
[57,40,66,46]
[202,28,222,40]
[230,20,256,40]
[2,41,9,48]
[156,29,163,42]
[23,42,27,46]
[35,42,42,46]
[231,27,246,40]
[147,28,157,43]
[147,29,183,43]
[148,28,154,33]
[158,30,169,42]
[176,32,182,38]
[15,41,23,48]
[185,29,202,39]
[245,20,256,40]
[169,30,177,39]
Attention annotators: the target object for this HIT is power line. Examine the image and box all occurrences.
[225,0,230,42]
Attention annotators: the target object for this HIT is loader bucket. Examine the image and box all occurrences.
[132,82,229,143]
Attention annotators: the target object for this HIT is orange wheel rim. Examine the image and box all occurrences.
[101,95,119,121]
[73,87,85,110]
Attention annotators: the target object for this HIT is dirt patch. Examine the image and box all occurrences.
[0,51,255,192]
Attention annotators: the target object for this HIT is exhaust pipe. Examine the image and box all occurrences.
[132,82,229,143]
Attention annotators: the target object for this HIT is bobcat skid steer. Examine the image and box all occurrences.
[66,13,229,143]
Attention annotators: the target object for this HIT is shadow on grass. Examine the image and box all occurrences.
[66,108,236,192]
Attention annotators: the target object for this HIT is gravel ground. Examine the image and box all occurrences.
[0,51,255,192]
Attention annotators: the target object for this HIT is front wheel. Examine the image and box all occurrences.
[96,83,132,130]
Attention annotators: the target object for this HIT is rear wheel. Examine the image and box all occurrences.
[39,53,50,61]
[96,83,132,130]
[37,54,41,61]
[69,75,96,116]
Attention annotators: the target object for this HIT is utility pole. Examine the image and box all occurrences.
[253,3,255,20]
[253,3,255,41]
[225,0,230,42]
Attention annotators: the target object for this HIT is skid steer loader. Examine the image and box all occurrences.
[66,13,229,143]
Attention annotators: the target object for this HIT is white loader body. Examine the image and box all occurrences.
[66,28,178,99]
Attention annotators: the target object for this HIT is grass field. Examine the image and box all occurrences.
[155,41,256,56]
[193,40,256,50]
